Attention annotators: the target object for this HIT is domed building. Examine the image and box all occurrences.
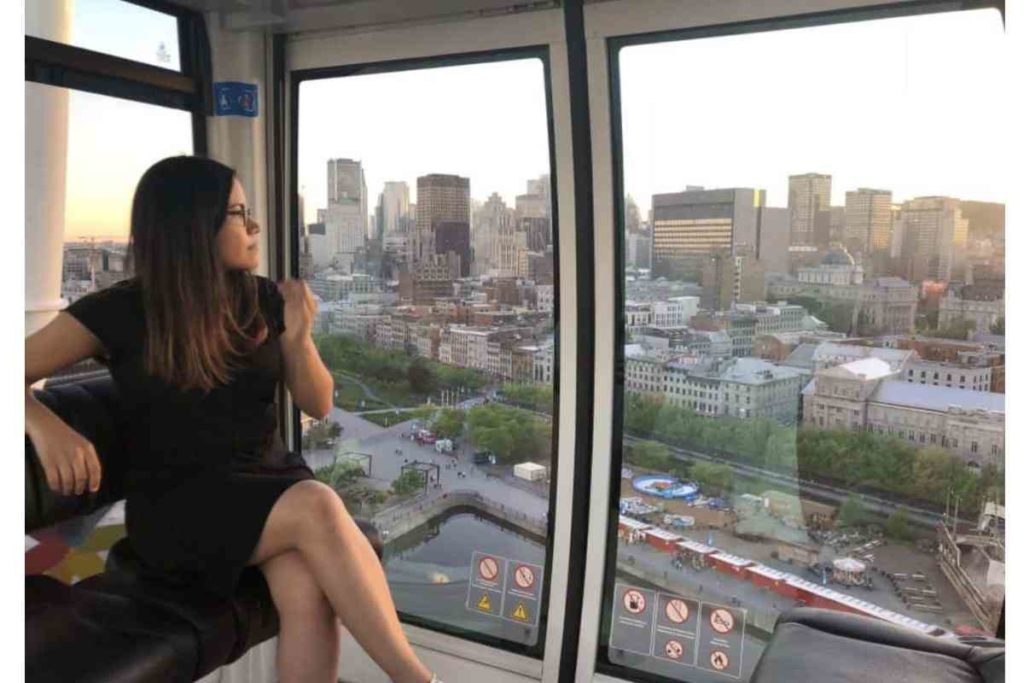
[797,246,864,286]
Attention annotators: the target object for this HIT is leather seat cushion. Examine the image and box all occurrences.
[26,574,197,683]
[752,620,982,683]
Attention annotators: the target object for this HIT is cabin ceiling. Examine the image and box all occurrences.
[166,0,582,33]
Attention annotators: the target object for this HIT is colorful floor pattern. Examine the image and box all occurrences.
[26,501,126,584]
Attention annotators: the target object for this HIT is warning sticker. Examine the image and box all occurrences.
[513,564,535,589]
[709,608,735,634]
[511,602,529,621]
[696,601,745,679]
[664,640,684,660]
[467,551,542,629]
[709,650,729,671]
[623,589,647,614]
[613,583,748,673]
[665,599,690,624]
[609,584,656,657]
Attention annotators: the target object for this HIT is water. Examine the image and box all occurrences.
[383,507,547,648]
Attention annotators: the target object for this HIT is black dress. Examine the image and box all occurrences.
[64,275,315,599]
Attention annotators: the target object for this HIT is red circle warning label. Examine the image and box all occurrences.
[664,640,684,660]
[665,599,690,624]
[478,556,499,581]
[710,650,730,671]
[709,607,735,634]
[513,564,535,589]
[623,589,646,614]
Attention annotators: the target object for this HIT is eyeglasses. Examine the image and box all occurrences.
[226,204,253,224]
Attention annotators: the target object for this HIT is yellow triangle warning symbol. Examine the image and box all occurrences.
[512,602,529,621]
[477,594,492,612]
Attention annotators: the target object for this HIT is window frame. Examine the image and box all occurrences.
[24,0,211,156]
[590,1,1005,681]
[284,11,585,676]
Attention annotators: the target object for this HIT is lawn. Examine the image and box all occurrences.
[361,410,421,427]
[332,380,389,412]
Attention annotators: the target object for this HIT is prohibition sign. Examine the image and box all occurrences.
[665,599,689,624]
[709,607,735,634]
[513,564,535,589]
[478,556,499,581]
[664,640,684,660]
[623,589,646,614]
[710,650,730,671]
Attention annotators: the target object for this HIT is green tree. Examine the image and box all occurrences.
[391,469,426,496]
[690,462,733,495]
[628,440,672,470]
[837,495,869,528]
[407,358,437,396]
[885,506,912,541]
[433,409,465,439]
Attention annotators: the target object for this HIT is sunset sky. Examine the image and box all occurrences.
[60,2,1005,239]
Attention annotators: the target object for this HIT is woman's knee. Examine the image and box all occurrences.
[287,480,351,538]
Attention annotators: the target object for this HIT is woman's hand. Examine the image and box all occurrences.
[277,278,317,344]
[28,417,102,496]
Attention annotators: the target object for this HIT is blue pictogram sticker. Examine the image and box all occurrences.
[213,82,259,117]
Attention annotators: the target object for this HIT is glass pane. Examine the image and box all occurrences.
[26,82,192,566]
[297,58,555,651]
[607,9,1005,681]
[28,0,181,71]
[27,82,191,385]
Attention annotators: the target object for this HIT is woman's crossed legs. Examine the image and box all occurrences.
[248,480,433,683]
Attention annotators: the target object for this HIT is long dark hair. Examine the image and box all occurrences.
[127,156,268,393]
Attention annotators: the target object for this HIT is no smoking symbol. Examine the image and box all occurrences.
[664,640,684,660]
[710,650,729,671]
[623,589,646,614]
[665,599,689,624]
[709,608,735,634]
[514,564,535,589]
[478,556,499,581]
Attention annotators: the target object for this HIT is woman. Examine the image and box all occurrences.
[24,156,443,683]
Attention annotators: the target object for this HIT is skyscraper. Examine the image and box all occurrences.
[411,174,470,266]
[844,188,893,256]
[378,181,411,238]
[788,173,831,248]
[327,158,367,214]
[324,159,368,272]
[651,187,766,280]
[899,196,969,282]
[472,193,513,275]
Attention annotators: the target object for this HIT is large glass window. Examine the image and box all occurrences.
[24,83,192,576]
[603,8,1005,681]
[61,87,192,297]
[296,56,556,654]
[28,0,181,71]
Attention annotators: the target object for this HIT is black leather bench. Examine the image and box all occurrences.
[750,607,1005,683]
[26,375,382,683]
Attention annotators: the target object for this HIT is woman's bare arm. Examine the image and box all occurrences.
[280,334,334,420]
[25,312,107,439]
[277,279,334,420]
[26,313,107,494]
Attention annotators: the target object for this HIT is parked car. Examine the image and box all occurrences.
[473,451,497,465]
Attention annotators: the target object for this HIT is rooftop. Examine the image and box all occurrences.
[871,380,1005,414]
[821,357,896,381]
